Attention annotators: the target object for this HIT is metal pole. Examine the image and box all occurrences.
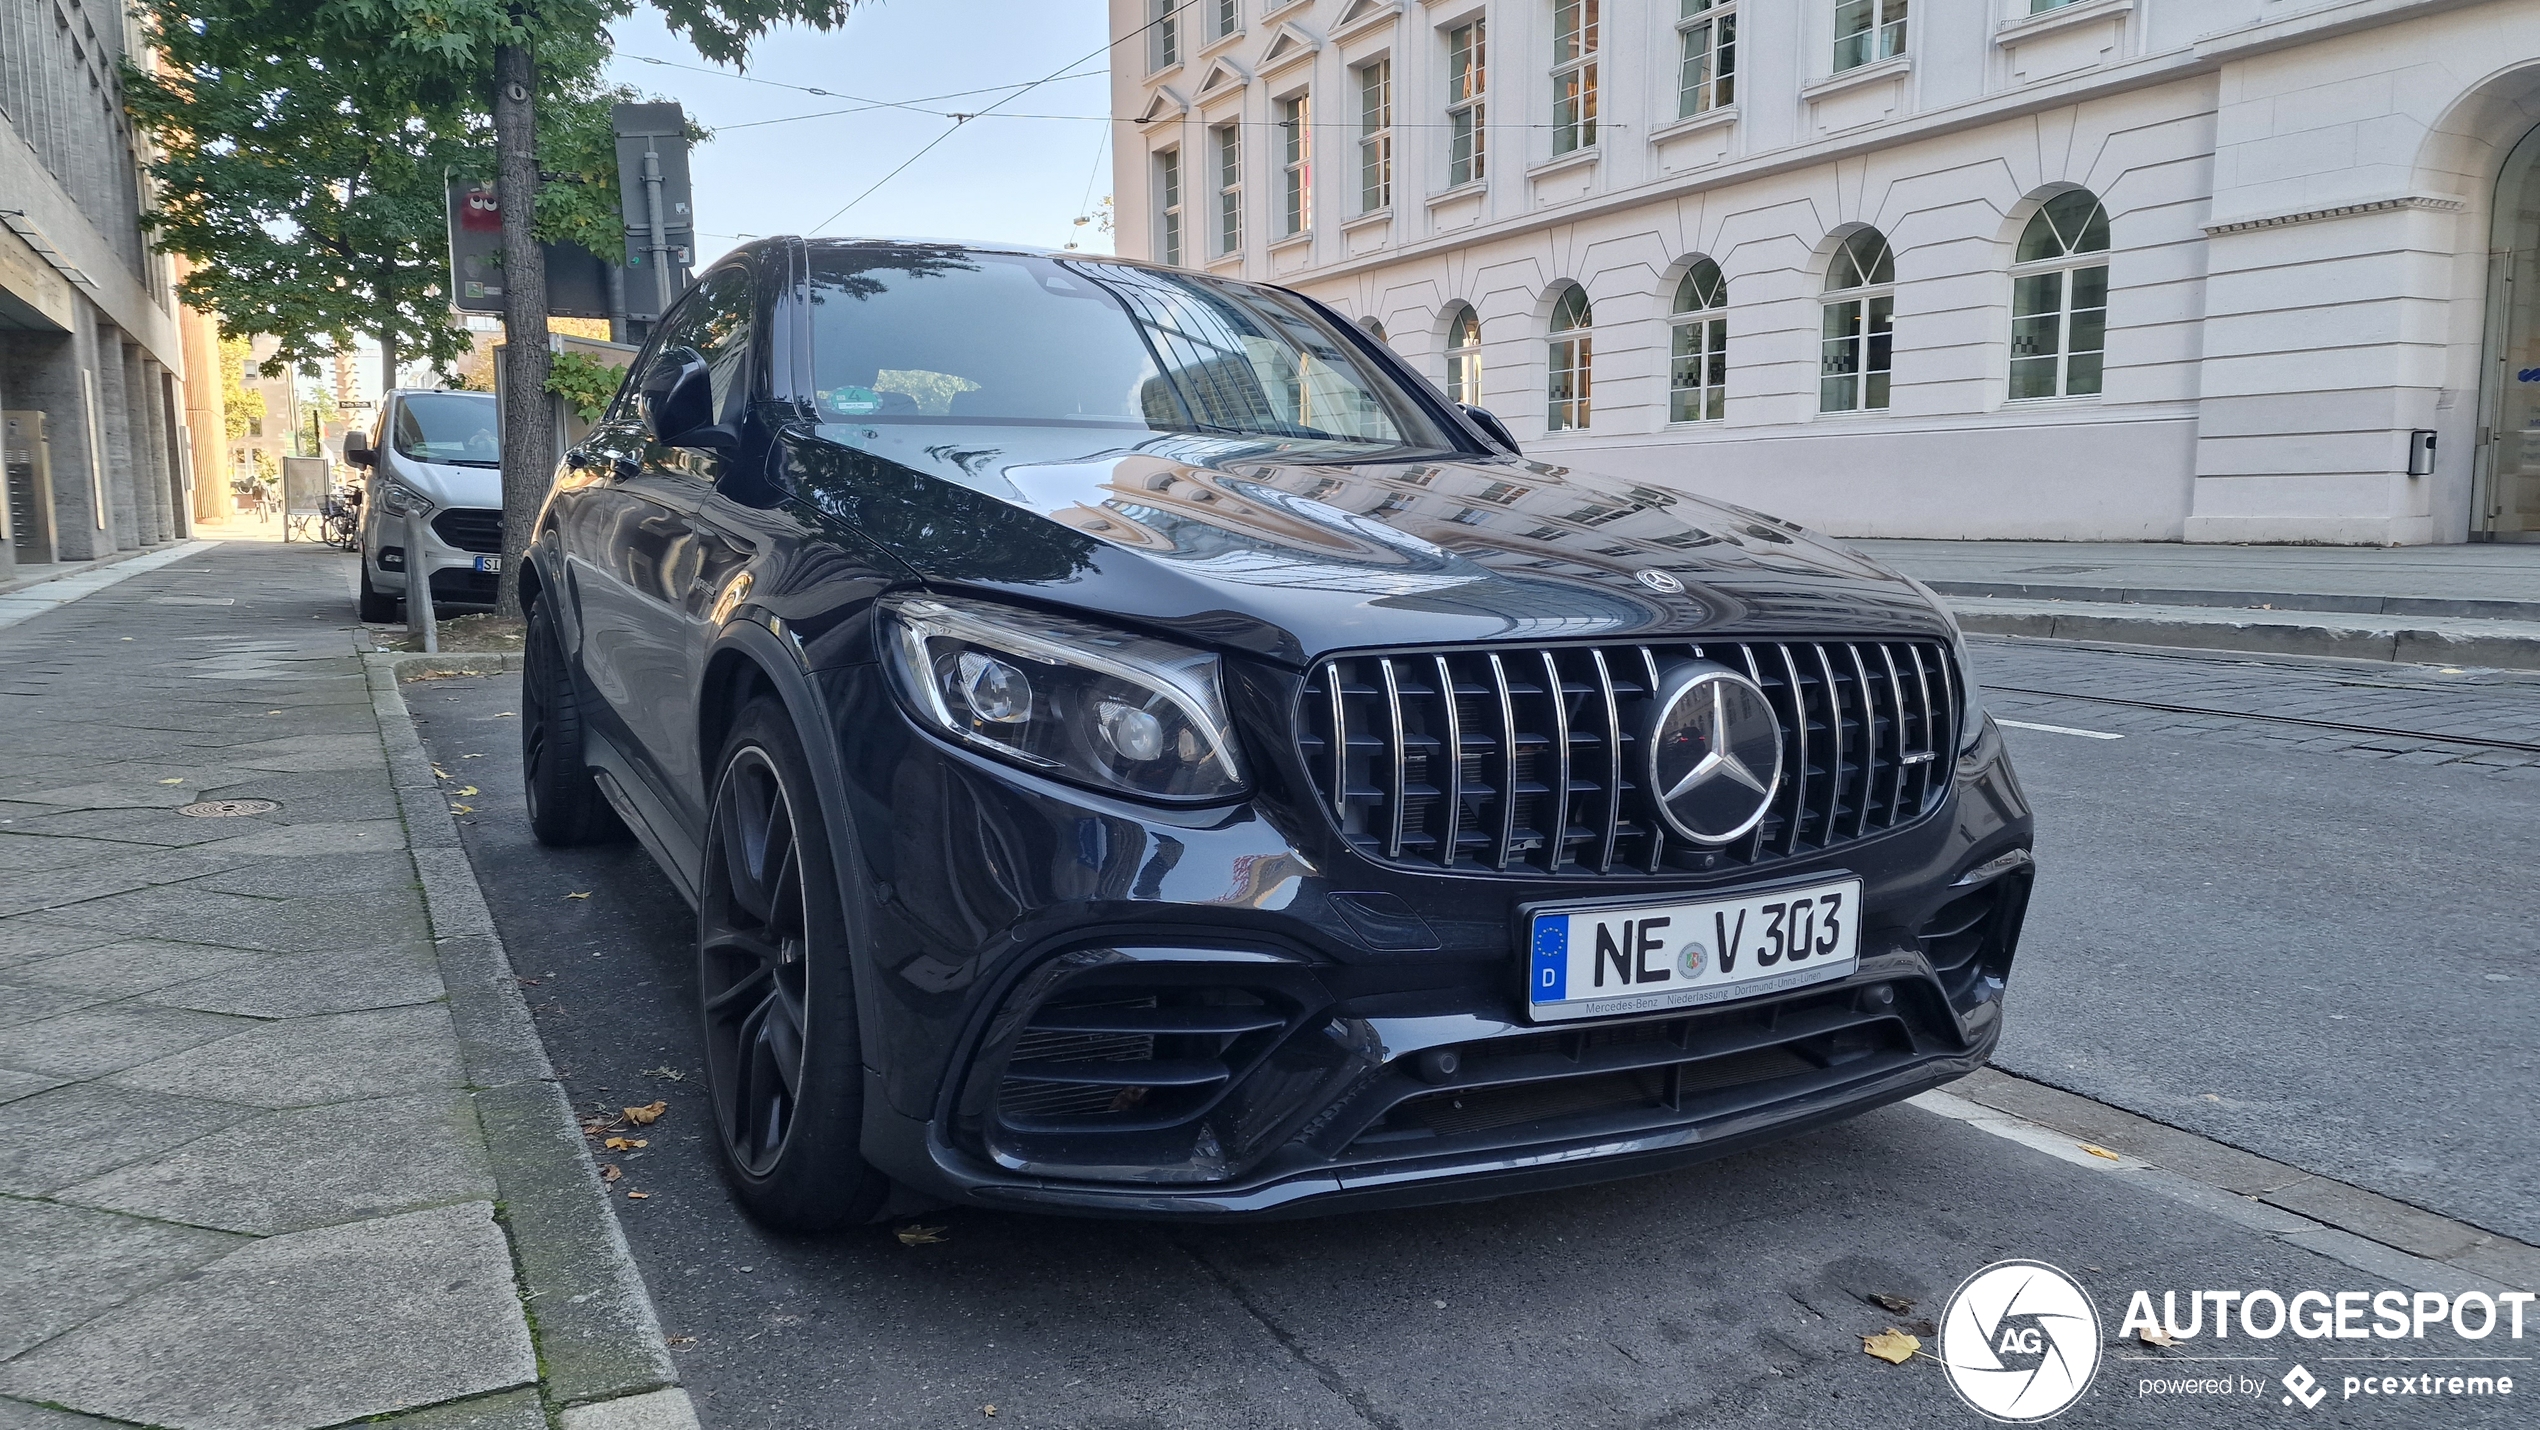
[404,507,437,654]
[642,145,672,314]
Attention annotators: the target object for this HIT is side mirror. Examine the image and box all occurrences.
[342,429,374,467]
[1461,405,1521,456]
[640,348,731,450]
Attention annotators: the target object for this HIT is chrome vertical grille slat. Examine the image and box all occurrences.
[1306,637,1957,879]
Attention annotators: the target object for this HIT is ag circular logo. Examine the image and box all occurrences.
[1642,661,1782,844]
[1938,1260,2103,1422]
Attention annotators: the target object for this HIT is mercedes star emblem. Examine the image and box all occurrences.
[1634,568,1686,594]
[1644,661,1784,844]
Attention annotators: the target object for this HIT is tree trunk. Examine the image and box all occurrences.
[493,39,551,619]
[378,254,399,399]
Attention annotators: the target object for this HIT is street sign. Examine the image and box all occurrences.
[444,182,617,320]
[613,103,695,322]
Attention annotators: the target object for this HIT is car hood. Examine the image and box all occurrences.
[788,423,1953,667]
[388,455,503,508]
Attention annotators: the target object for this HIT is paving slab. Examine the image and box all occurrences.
[0,1069,68,1105]
[0,1196,244,1360]
[0,1397,134,1428]
[0,1003,252,1079]
[106,1003,466,1109]
[58,1090,495,1235]
[46,882,425,955]
[0,982,116,1029]
[12,940,256,995]
[145,943,444,1019]
[0,918,120,969]
[370,1388,549,1430]
[0,1201,537,1430]
[191,818,409,858]
[0,1083,264,1196]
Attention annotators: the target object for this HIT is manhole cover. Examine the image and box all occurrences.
[177,799,278,818]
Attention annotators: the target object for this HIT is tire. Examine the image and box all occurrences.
[521,598,621,846]
[696,696,890,1232]
[357,560,400,623]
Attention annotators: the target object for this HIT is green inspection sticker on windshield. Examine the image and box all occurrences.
[823,386,882,416]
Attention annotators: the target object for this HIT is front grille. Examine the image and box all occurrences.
[428,568,500,605]
[994,990,1288,1134]
[431,507,504,553]
[1297,640,1957,878]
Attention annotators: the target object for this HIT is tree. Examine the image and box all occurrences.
[218,336,265,442]
[392,0,862,616]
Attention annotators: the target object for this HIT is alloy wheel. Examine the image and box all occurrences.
[699,746,812,1177]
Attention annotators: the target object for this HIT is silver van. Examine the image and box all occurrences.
[344,389,505,621]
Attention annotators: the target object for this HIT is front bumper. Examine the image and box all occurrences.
[371,508,503,606]
[826,669,2034,1219]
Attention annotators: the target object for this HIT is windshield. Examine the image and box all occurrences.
[392,393,501,466]
[805,245,1464,455]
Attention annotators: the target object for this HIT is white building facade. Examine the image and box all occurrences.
[1109,0,2540,545]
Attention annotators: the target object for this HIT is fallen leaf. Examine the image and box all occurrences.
[666,1335,698,1347]
[158,778,185,785]
[456,785,478,797]
[494,711,516,718]
[2080,1143,2120,1161]
[565,891,592,900]
[462,752,484,759]
[896,1224,949,1246]
[431,765,449,780]
[2138,1326,2178,1348]
[642,1065,687,1081]
[1868,1293,1915,1314]
[603,1136,649,1151]
[600,1163,622,1182]
[449,803,475,814]
[625,1190,649,1199]
[983,1408,997,1419]
[1862,1327,1921,1365]
[624,1100,669,1126]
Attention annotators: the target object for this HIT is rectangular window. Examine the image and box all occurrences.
[1547,333,1592,431]
[1153,0,1181,70]
[1820,296,1894,412]
[1552,0,1599,156]
[1831,0,1907,73]
[2010,262,2107,399]
[1213,124,1243,256]
[1281,95,1313,235]
[1359,60,1392,212]
[1156,149,1183,267]
[1669,315,1727,422]
[2029,0,2080,12]
[1677,1,1735,118]
[1447,20,1487,187]
[1216,0,1240,41]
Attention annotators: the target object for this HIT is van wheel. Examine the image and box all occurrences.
[357,562,400,623]
[697,696,890,1232]
[521,598,620,846]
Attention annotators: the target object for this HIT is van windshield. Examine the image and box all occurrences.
[805,244,1464,456]
[392,393,501,466]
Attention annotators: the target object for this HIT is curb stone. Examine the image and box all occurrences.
[1948,597,2540,671]
[362,654,691,1420]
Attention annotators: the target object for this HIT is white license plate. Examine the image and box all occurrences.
[1525,876,1863,1023]
[473,555,501,573]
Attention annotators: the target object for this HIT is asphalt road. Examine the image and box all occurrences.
[406,641,2537,1429]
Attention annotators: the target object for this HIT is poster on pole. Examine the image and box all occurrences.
[444,182,616,319]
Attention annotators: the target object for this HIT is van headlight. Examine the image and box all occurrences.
[881,595,1248,802]
[377,479,436,517]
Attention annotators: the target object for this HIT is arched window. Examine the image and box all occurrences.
[1443,304,1482,406]
[1820,228,1894,413]
[1546,285,1593,431]
[2010,190,2110,400]
[1669,258,1727,423]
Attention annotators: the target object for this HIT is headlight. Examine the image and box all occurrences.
[1951,632,1989,753]
[882,595,1248,802]
[377,480,436,517]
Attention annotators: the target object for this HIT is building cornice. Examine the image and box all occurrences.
[2202,194,2466,237]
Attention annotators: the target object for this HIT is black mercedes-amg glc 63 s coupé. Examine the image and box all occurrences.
[519,239,2035,1230]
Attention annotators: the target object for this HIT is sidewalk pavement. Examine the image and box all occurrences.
[0,539,691,1430]
[1849,538,2540,669]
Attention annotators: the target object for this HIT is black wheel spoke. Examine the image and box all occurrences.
[702,961,773,1016]
[698,742,816,1180]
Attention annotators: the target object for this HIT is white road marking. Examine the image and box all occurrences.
[1995,717,2123,740]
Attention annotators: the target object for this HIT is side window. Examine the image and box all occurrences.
[641,266,756,425]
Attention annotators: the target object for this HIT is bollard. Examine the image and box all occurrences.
[404,507,438,654]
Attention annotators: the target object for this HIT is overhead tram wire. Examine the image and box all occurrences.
[802,0,1203,235]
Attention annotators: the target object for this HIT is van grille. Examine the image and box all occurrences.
[1295,640,1958,877]
[430,507,504,554]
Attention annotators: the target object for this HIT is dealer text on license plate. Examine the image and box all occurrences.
[1525,877,1862,1022]
[473,556,501,573]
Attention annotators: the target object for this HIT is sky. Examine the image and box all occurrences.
[597,0,1120,268]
